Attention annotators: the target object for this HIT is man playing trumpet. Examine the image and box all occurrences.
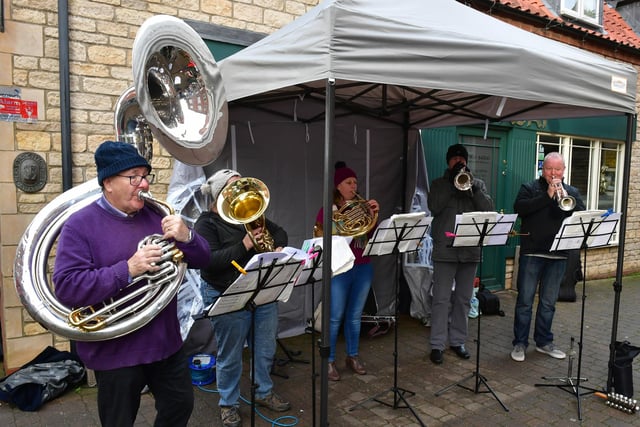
[511,152,585,362]
[427,144,493,365]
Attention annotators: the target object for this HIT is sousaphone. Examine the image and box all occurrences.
[14,15,228,341]
[132,15,228,166]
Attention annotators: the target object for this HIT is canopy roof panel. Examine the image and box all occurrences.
[219,0,637,127]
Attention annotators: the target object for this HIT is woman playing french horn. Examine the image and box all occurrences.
[313,161,380,381]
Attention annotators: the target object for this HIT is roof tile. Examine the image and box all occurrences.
[492,0,640,49]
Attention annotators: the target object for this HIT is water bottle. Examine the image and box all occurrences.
[469,287,479,319]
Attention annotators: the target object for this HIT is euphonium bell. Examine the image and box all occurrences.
[217,177,275,252]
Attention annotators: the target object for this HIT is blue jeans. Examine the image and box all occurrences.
[513,255,567,348]
[200,281,278,406]
[329,263,373,362]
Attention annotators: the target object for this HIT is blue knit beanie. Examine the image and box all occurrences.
[95,140,151,186]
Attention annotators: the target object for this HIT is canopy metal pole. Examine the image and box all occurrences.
[319,78,336,427]
[606,112,636,392]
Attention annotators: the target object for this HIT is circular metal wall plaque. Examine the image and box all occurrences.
[13,152,47,193]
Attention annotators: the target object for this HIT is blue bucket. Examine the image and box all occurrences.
[189,353,216,386]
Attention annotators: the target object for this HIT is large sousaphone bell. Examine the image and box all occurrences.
[132,15,228,166]
[14,15,228,341]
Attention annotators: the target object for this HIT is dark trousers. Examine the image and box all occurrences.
[94,347,193,427]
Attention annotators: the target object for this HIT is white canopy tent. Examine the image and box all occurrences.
[198,0,637,421]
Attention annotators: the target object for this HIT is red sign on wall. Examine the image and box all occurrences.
[0,97,38,122]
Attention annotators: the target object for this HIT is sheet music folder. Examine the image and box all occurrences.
[363,211,431,256]
[452,212,517,247]
[550,210,620,252]
[205,248,307,317]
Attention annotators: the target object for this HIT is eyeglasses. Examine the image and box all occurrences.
[117,174,155,186]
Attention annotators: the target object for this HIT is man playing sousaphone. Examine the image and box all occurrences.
[53,141,210,427]
[196,169,290,427]
[313,161,380,381]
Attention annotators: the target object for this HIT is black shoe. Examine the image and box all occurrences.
[450,345,470,359]
[430,349,444,364]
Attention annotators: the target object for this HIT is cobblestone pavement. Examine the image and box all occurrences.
[1,276,640,426]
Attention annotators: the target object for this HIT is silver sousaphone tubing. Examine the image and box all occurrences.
[13,15,228,341]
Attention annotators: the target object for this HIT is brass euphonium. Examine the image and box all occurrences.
[217,177,275,252]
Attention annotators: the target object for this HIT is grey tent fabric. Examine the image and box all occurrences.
[219,0,637,124]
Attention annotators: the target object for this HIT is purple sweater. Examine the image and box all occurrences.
[53,200,210,370]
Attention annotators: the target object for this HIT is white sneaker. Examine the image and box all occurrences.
[511,344,526,362]
[536,343,566,359]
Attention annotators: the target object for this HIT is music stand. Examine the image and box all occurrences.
[434,211,516,412]
[294,242,324,427]
[203,250,306,426]
[349,212,431,427]
[535,210,620,420]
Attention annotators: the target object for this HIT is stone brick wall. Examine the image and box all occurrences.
[0,0,638,373]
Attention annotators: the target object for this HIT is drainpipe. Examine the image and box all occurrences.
[58,0,72,191]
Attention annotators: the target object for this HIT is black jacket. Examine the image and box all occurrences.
[194,211,288,291]
[428,168,494,263]
[514,176,585,256]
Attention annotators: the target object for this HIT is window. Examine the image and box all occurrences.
[561,0,602,26]
[536,133,623,242]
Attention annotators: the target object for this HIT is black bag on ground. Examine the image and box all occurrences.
[558,249,583,302]
[613,340,640,398]
[477,285,505,316]
[0,346,85,411]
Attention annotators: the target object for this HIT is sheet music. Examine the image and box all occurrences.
[363,212,431,256]
[550,210,620,251]
[301,236,355,276]
[452,212,517,247]
[293,242,323,286]
[205,249,305,317]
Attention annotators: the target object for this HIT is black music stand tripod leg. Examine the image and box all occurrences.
[348,217,429,427]
[434,310,509,412]
[272,338,309,379]
[534,216,614,421]
[434,216,512,412]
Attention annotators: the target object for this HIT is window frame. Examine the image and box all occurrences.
[535,132,623,244]
[560,0,602,27]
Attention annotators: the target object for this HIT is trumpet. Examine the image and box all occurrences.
[453,167,473,191]
[552,177,576,211]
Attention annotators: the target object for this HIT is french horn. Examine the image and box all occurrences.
[330,192,378,238]
[217,177,275,253]
[14,15,228,341]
